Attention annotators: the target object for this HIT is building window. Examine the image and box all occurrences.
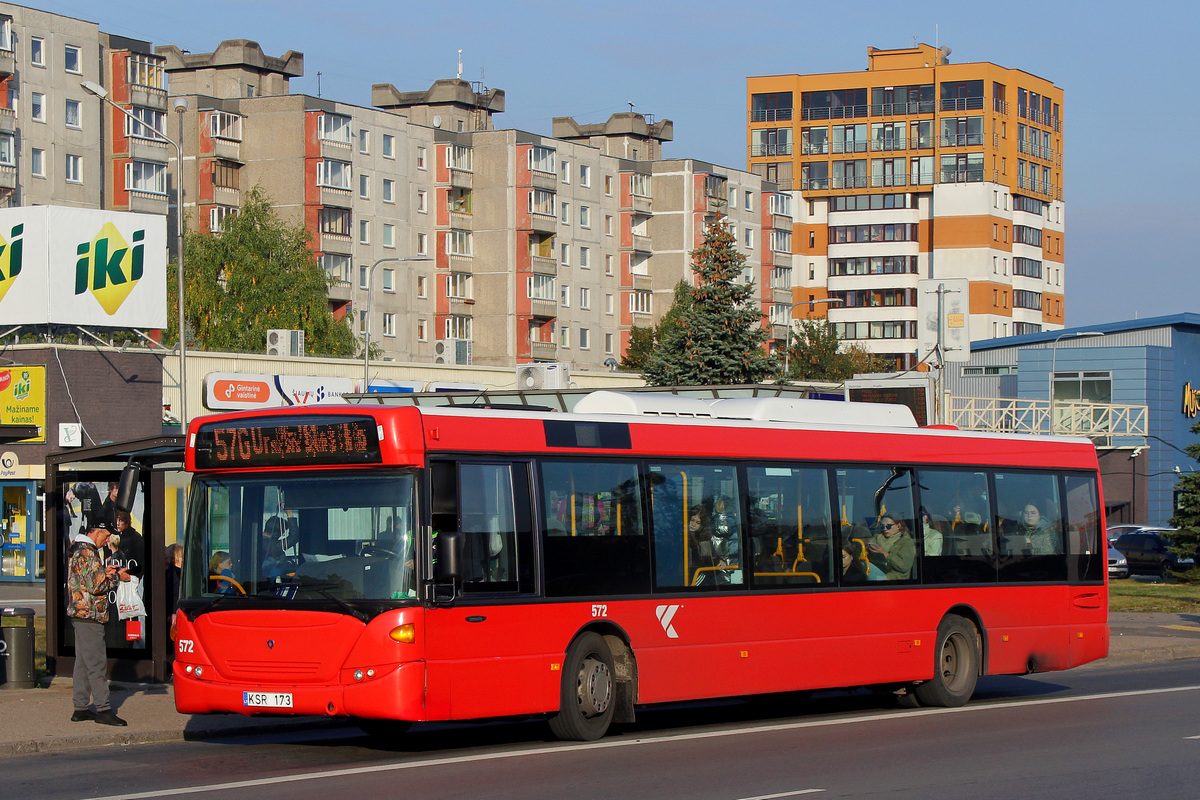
[605,215,613,236]
[560,284,571,307]
[30,37,44,67]
[128,54,165,89]
[579,328,591,350]
[359,265,369,288]
[579,246,590,269]
[447,144,472,172]
[414,145,425,168]
[559,326,570,348]
[630,290,652,314]
[125,160,167,194]
[416,232,428,256]
[770,229,791,252]
[382,268,395,292]
[383,134,395,159]
[64,45,81,74]
[30,148,45,177]
[359,220,370,244]
[604,175,614,196]
[383,224,395,248]
[528,273,555,300]
[445,315,472,340]
[827,223,919,244]
[417,319,428,341]
[448,272,472,299]
[0,133,13,166]
[358,129,369,154]
[560,243,570,266]
[448,229,472,256]
[605,333,614,354]
[417,190,428,213]
[560,202,570,225]
[744,228,754,249]
[316,159,351,190]
[530,188,555,216]
[1013,289,1042,310]
[383,313,396,337]
[122,106,165,140]
[530,145,555,174]
[64,99,82,129]
[605,293,614,315]
[30,92,45,123]
[359,173,370,199]
[579,205,591,229]
[575,286,590,311]
[209,112,242,141]
[322,253,351,282]
[359,311,368,334]
[212,159,240,190]
[560,159,571,184]
[318,113,352,143]
[416,275,428,298]
[210,205,237,233]
[630,173,651,197]
[605,254,614,275]
[65,153,82,184]
[382,179,395,203]
[580,164,591,187]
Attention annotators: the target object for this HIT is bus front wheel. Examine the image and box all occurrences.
[548,632,615,741]
[913,616,979,708]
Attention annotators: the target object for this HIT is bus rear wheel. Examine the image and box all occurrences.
[913,615,979,708]
[548,632,615,741]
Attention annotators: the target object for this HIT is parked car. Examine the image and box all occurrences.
[1112,528,1192,579]
[1106,524,1147,543]
[1107,546,1129,579]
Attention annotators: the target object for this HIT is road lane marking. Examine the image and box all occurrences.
[1162,625,1200,632]
[82,683,1200,800]
[737,791,826,799]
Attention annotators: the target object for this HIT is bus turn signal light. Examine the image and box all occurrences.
[389,624,416,644]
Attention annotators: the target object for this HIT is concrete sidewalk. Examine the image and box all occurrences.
[2,612,1198,757]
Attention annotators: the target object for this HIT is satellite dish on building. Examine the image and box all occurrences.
[432,114,442,128]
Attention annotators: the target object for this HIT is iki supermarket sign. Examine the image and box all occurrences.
[0,207,167,328]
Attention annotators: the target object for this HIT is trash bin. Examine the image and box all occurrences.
[0,607,35,690]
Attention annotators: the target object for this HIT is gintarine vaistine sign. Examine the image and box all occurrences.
[0,207,167,328]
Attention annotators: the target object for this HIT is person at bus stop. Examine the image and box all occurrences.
[842,540,886,583]
[66,521,130,726]
[868,516,915,580]
[1016,504,1059,555]
[166,543,183,627]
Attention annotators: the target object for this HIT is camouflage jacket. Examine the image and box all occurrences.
[67,540,115,623]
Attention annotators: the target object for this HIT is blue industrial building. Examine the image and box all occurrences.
[946,314,1200,527]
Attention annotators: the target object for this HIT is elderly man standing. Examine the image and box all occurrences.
[66,521,130,726]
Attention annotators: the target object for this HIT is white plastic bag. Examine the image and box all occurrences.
[115,575,146,620]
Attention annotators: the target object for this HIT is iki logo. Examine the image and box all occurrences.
[76,222,145,315]
[11,370,31,401]
[655,604,681,639]
[0,223,24,305]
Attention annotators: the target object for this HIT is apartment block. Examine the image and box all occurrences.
[748,44,1065,368]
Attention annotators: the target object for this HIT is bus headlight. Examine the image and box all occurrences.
[389,623,416,644]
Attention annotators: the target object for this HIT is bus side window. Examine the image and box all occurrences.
[1065,473,1103,582]
[916,468,995,585]
[994,471,1067,583]
[745,465,834,587]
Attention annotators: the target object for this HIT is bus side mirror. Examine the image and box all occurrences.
[435,531,463,581]
[115,463,141,513]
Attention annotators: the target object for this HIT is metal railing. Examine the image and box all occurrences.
[750,109,793,123]
[801,105,869,121]
[939,133,984,148]
[870,100,936,117]
[940,97,985,112]
[750,143,793,157]
[949,398,1148,438]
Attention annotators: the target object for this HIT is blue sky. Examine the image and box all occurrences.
[34,0,1200,327]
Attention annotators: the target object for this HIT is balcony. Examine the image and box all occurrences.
[530,340,557,360]
[0,164,15,190]
[530,298,557,318]
[870,137,909,152]
[831,140,869,155]
[0,106,13,134]
[749,108,793,123]
[531,255,557,275]
[939,97,985,112]
[939,134,984,148]
[320,231,352,251]
[750,143,793,158]
[949,398,1147,440]
[449,168,473,189]
[1018,139,1058,163]
[327,280,353,303]
[320,185,353,205]
[993,99,1009,116]
[212,137,241,162]
[0,49,13,79]
[869,100,935,117]
[631,233,651,252]
[705,194,726,212]
[771,251,792,268]
[772,214,793,230]
[127,189,169,214]
[320,136,353,158]
[632,273,652,292]
[869,174,909,188]
[528,170,556,191]
[129,137,170,162]
[800,105,868,121]
[129,84,167,111]
[529,213,556,234]
[631,194,652,214]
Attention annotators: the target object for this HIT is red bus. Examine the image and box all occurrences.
[164,391,1107,740]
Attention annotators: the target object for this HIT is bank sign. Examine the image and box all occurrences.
[0,206,167,328]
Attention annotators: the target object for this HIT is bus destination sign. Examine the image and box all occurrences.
[193,416,382,469]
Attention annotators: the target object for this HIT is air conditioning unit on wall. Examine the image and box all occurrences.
[434,338,473,365]
[266,329,305,357]
[516,362,570,390]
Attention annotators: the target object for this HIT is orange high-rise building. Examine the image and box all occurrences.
[748,44,1064,369]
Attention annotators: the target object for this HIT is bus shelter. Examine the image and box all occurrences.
[45,436,185,683]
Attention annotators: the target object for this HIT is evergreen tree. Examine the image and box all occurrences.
[785,317,889,382]
[1168,420,1200,567]
[166,188,357,357]
[641,221,776,386]
[621,281,693,371]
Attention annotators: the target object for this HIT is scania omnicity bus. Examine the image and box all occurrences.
[161,391,1107,740]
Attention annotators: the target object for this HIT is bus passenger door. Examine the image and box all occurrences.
[424,460,549,719]
[1064,474,1107,665]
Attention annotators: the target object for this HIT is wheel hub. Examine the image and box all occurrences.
[577,656,612,717]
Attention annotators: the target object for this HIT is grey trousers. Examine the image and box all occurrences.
[71,619,110,712]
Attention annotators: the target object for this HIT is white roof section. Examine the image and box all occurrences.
[572,391,715,418]
[573,391,917,427]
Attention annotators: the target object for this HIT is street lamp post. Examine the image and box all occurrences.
[782,297,844,376]
[363,256,432,390]
[1048,330,1105,432]
[81,80,190,427]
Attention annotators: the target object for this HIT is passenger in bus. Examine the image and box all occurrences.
[842,540,886,582]
[1015,504,1059,555]
[208,551,237,594]
[867,516,915,580]
[919,508,943,556]
[689,501,740,586]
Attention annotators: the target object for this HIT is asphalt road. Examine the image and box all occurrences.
[5,659,1199,800]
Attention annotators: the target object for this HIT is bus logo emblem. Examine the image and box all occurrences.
[267,640,275,649]
[656,604,681,639]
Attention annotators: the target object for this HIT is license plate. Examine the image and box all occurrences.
[243,691,293,708]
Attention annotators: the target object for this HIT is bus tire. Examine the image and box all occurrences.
[548,632,615,741]
[355,718,413,738]
[914,615,979,708]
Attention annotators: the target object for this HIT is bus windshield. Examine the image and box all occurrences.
[181,471,417,603]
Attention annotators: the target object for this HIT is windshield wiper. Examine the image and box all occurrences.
[281,577,369,622]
